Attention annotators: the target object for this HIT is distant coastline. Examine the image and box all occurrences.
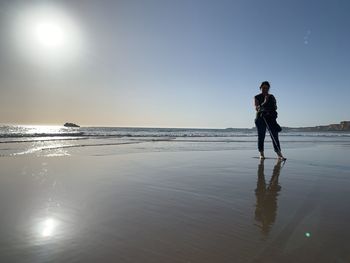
[281,121,350,132]
[227,121,350,132]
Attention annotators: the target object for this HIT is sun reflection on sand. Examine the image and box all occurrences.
[31,214,74,245]
[40,217,58,237]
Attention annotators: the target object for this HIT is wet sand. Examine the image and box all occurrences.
[1,143,350,262]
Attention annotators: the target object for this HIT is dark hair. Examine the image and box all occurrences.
[260,81,270,90]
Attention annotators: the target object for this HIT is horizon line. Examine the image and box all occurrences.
[1,121,349,130]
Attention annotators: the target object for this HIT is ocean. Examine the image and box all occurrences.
[1,125,350,157]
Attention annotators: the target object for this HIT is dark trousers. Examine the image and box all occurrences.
[255,117,281,153]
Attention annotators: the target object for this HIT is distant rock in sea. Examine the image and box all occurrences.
[64,122,80,128]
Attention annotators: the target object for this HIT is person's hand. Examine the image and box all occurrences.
[263,94,270,104]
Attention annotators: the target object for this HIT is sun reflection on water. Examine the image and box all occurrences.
[14,141,71,156]
[14,125,75,156]
[23,125,72,135]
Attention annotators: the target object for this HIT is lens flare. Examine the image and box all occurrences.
[305,232,311,238]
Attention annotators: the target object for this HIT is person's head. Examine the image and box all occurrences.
[260,81,270,94]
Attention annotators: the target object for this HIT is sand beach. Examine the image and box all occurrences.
[1,129,350,262]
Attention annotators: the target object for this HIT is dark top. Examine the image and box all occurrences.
[255,93,277,119]
[255,93,277,111]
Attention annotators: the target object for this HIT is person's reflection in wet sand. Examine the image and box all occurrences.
[254,159,283,236]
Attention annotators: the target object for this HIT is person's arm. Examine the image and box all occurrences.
[254,98,260,111]
[262,94,270,106]
[271,95,277,110]
[256,95,269,111]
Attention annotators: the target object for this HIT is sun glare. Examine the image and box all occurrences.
[13,4,84,67]
[34,20,66,49]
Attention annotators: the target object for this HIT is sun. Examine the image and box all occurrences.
[13,4,84,66]
[33,20,66,49]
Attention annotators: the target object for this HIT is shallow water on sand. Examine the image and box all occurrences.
[0,142,350,262]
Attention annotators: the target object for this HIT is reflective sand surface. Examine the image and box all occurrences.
[0,143,350,262]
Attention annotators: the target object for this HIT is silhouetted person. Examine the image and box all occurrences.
[254,159,282,236]
[254,81,285,159]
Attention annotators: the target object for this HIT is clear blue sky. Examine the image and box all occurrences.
[0,0,349,128]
